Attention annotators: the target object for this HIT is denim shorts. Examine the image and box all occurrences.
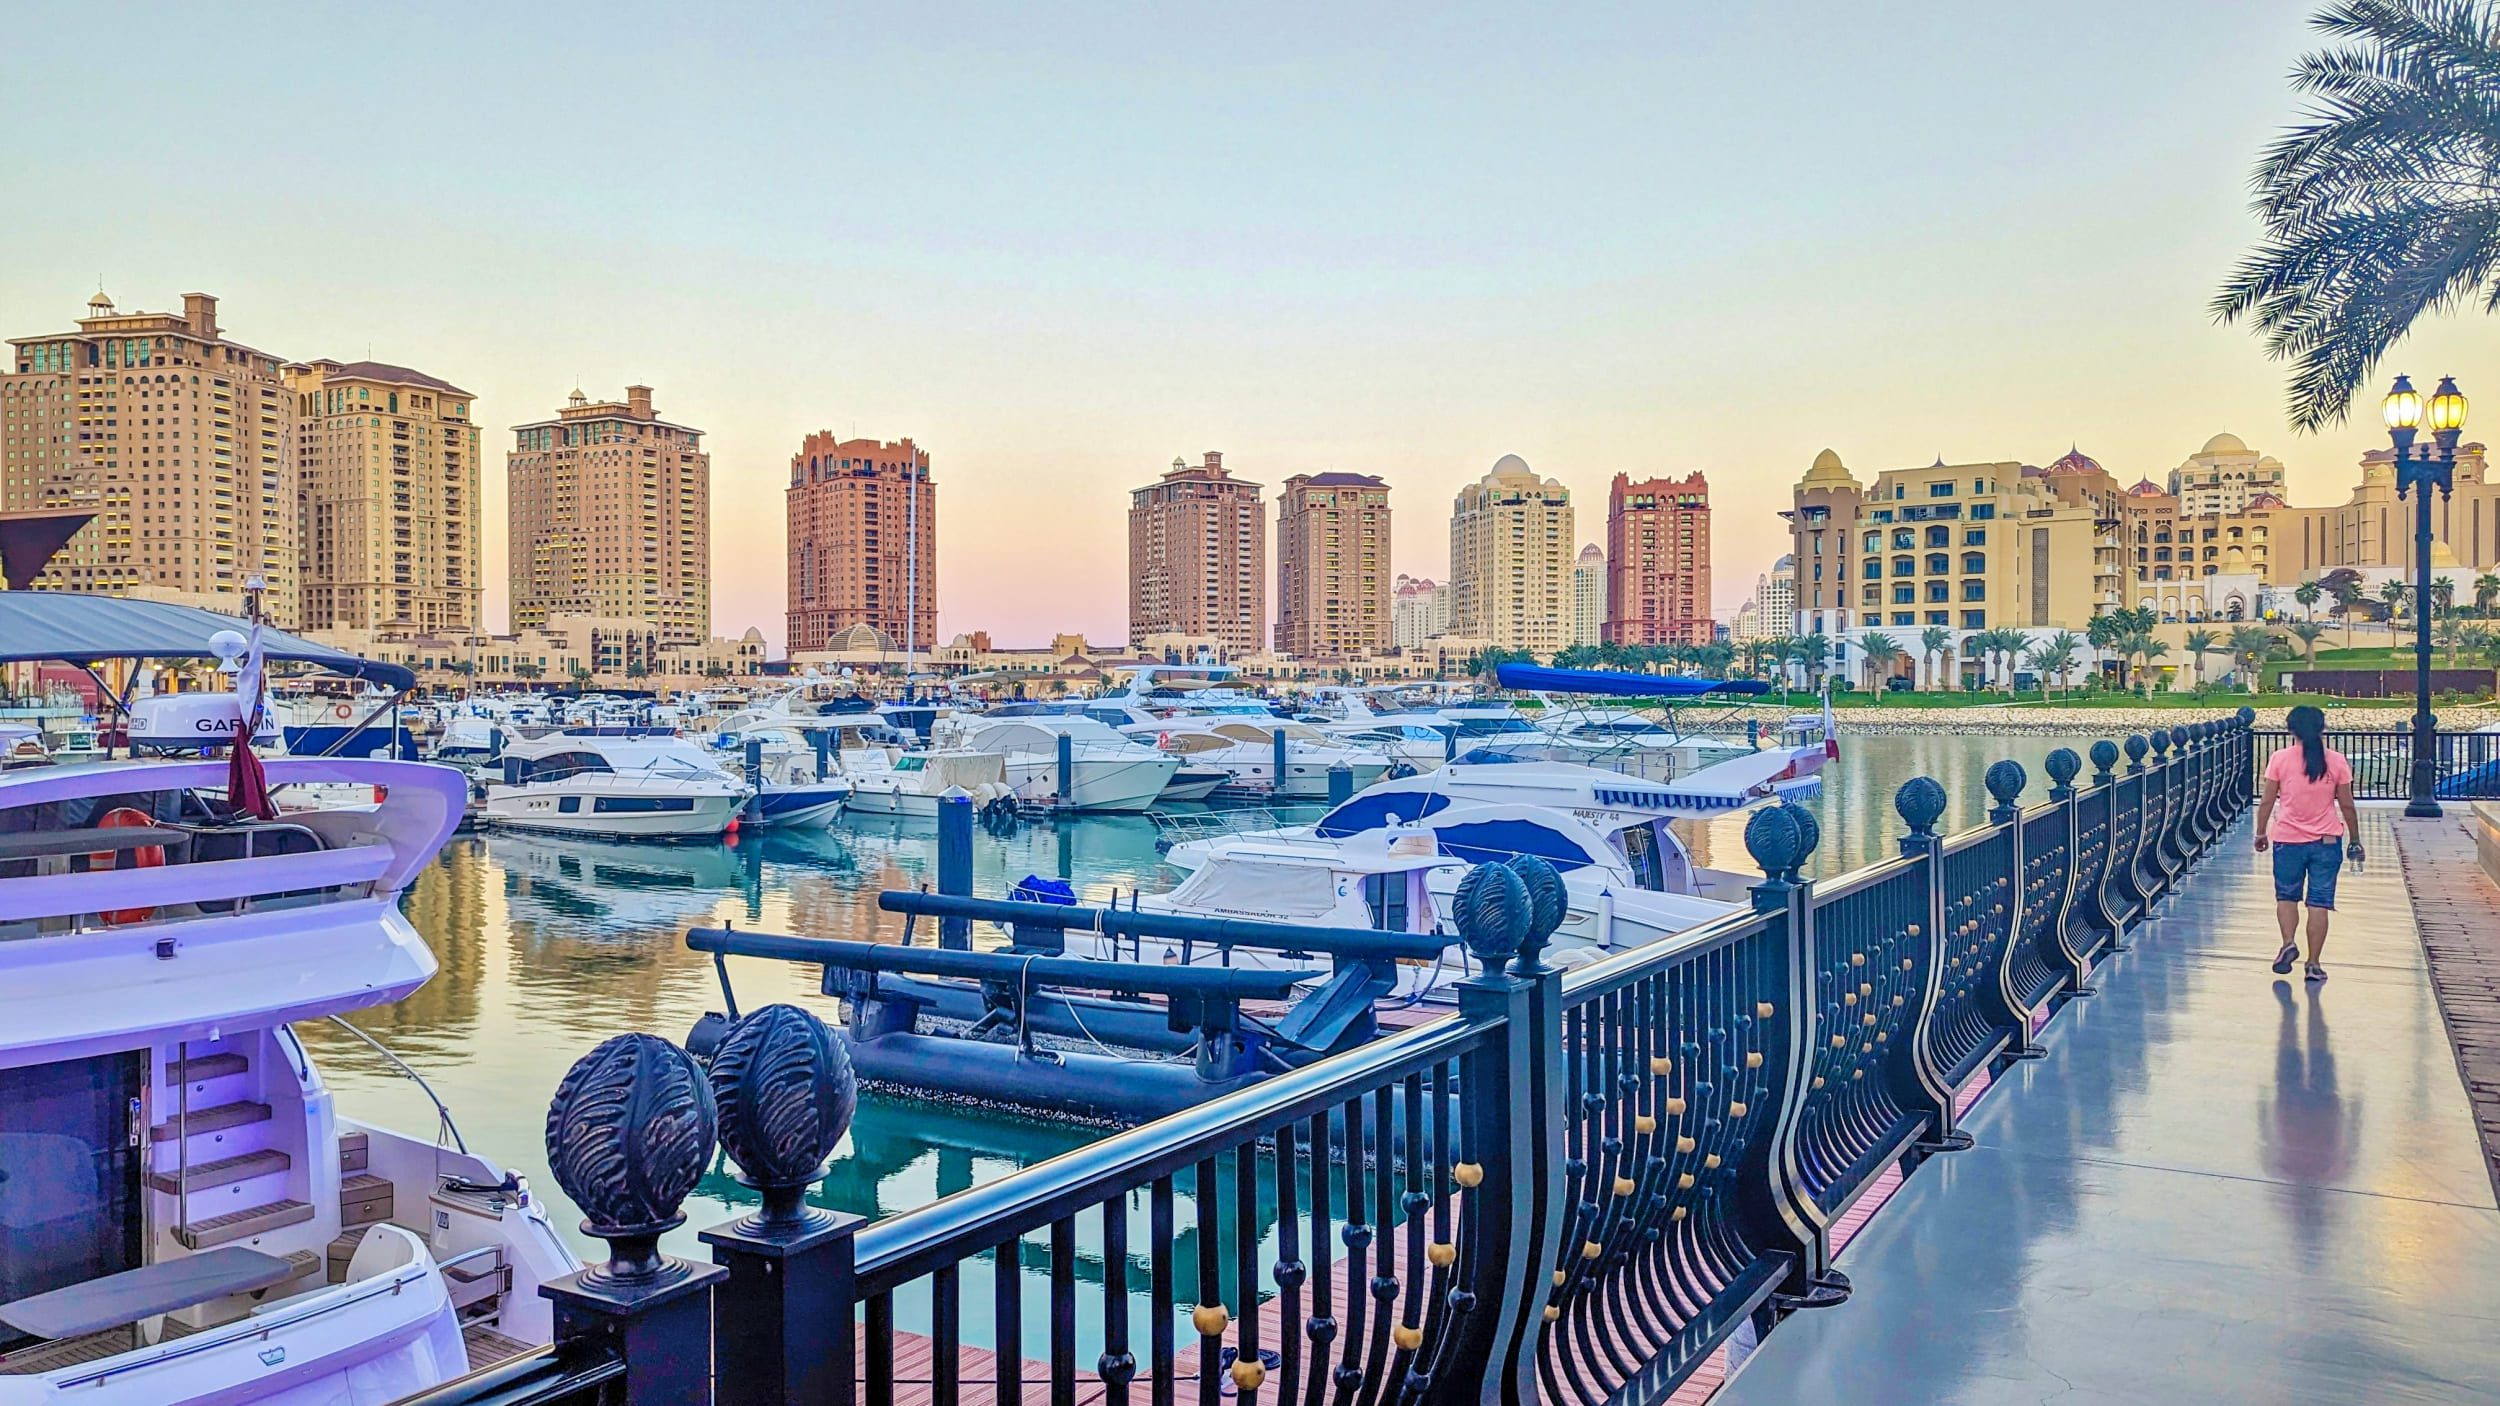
[2271,838,2344,909]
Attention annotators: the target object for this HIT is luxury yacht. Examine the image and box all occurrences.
[0,592,578,1402]
[933,713,1180,812]
[479,729,750,839]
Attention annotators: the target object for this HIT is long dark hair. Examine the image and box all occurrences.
[2286,704,2329,783]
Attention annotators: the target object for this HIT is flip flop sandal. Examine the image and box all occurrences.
[2272,943,2298,974]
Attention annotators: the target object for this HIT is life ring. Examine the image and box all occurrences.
[333,702,355,721]
[1157,732,1171,750]
[89,807,162,924]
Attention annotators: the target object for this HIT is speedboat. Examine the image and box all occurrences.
[840,748,1017,818]
[428,712,505,780]
[0,591,579,1403]
[934,714,1179,812]
[480,729,749,839]
[1123,717,1391,799]
[706,731,852,830]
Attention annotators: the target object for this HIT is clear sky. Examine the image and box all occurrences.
[7,1,2493,650]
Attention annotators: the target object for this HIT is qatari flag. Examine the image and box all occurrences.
[225,620,279,820]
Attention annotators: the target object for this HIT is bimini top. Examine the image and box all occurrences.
[1495,663,1769,699]
[0,593,417,691]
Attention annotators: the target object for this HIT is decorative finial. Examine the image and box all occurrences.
[1779,799,1821,869]
[545,1033,717,1286]
[2234,706,2255,728]
[2149,730,2170,757]
[1503,856,1567,971]
[2044,747,2081,799]
[1743,805,1801,881]
[1453,863,1532,973]
[2124,734,2149,770]
[2090,739,2120,783]
[708,1004,856,1233]
[1984,759,2027,822]
[1894,776,1947,839]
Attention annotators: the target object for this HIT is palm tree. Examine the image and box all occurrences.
[2183,626,2219,691]
[2432,575,2456,616]
[2379,578,2409,629]
[2228,625,2278,693]
[1920,625,1953,692]
[2436,610,2464,663]
[2027,630,2085,700]
[2288,619,2330,669]
[2477,572,2500,617]
[1859,633,1904,697]
[2131,634,2172,694]
[2216,1,2500,430]
[1740,638,1773,682]
[1791,633,1833,690]
[2294,580,2323,620]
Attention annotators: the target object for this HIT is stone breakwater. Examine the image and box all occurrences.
[1762,703,2500,737]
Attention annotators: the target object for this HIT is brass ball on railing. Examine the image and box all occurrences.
[1193,1304,1230,1336]
[1395,1323,1424,1351]
[1452,1161,1486,1188]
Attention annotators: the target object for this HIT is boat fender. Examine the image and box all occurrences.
[89,806,162,924]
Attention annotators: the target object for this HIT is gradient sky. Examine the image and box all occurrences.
[8,1,2494,650]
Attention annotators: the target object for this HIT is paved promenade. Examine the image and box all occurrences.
[1715,808,2500,1405]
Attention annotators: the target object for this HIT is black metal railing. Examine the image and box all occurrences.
[397,712,2266,1406]
[2253,727,2500,801]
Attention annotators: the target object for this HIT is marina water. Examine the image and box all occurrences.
[301,729,2091,1347]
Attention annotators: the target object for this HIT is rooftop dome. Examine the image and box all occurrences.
[2044,446,2104,476]
[2199,432,2249,456]
[1490,453,1533,476]
[1801,448,1854,486]
[85,289,114,312]
[2245,491,2286,510]
[2127,478,2167,497]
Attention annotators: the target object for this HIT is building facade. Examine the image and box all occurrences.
[1393,574,1450,651]
[2167,432,2288,517]
[1570,545,1604,647]
[1128,451,1264,653]
[3,291,300,623]
[1273,471,1390,659]
[786,433,936,653]
[287,359,481,636]
[1603,471,1712,646]
[1732,554,1797,641]
[506,385,710,645]
[1785,447,2121,641]
[1448,454,1574,655]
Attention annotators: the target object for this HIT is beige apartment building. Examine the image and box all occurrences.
[2,291,300,623]
[1273,471,1391,659]
[287,359,481,636]
[787,433,937,653]
[1128,451,1265,653]
[506,385,710,645]
[1571,544,1604,647]
[1449,454,1575,655]
[2167,432,2288,517]
[1786,447,2121,640]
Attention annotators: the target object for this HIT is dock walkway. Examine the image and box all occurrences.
[1714,808,2500,1405]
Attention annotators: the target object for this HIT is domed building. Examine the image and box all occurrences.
[2043,446,2105,476]
[1449,454,1575,654]
[2127,478,2170,498]
[2168,433,2287,515]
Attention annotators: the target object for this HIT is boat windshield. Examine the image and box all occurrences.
[1455,716,1538,737]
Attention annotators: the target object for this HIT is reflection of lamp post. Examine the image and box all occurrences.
[2380,374,2466,818]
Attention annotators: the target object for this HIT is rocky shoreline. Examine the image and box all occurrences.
[1780,703,2500,736]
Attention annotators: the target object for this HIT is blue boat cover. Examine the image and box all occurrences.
[0,593,415,690]
[1495,663,1769,698]
[1009,875,1079,905]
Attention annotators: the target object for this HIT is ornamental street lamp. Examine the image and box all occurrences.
[2380,373,2466,818]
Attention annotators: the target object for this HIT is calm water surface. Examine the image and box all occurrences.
[299,729,2103,1341]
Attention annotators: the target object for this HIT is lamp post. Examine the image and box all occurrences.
[2380,373,2466,819]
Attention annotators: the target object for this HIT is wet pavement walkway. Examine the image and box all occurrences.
[1714,808,2500,1405]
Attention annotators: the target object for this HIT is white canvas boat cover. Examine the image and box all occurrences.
[1165,857,1342,919]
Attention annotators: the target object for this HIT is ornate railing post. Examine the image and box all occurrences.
[2098,739,2142,944]
[543,1033,729,1405]
[2120,734,2158,921]
[2042,747,2096,997]
[2234,707,2258,815]
[1438,865,1567,1406]
[2143,730,2176,901]
[1984,760,2046,1064]
[1739,803,1848,1314]
[701,1005,862,1406]
[2196,721,2225,843]
[1891,778,1970,1159]
[2166,726,2195,872]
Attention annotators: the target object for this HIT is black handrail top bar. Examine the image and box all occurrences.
[875,890,1451,961]
[686,927,1324,1000]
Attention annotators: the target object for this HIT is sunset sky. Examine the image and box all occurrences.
[8,1,2493,651]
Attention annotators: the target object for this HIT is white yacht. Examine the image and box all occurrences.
[841,748,1017,818]
[1123,716,1392,799]
[704,731,852,830]
[934,713,1179,812]
[479,729,749,839]
[0,592,578,1403]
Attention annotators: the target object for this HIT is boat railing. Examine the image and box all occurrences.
[324,1015,470,1155]
[396,714,2264,1406]
[1146,805,1294,848]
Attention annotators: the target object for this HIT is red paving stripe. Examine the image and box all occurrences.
[2390,816,2500,1206]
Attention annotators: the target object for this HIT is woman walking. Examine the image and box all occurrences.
[2254,704,2363,983]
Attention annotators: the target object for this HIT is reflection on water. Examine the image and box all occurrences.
[303,729,2103,1342]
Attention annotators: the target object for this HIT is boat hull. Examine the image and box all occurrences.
[1003,755,1177,812]
[480,787,743,840]
[745,783,849,830]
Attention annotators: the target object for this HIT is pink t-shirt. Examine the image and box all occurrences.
[2264,745,2352,843]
